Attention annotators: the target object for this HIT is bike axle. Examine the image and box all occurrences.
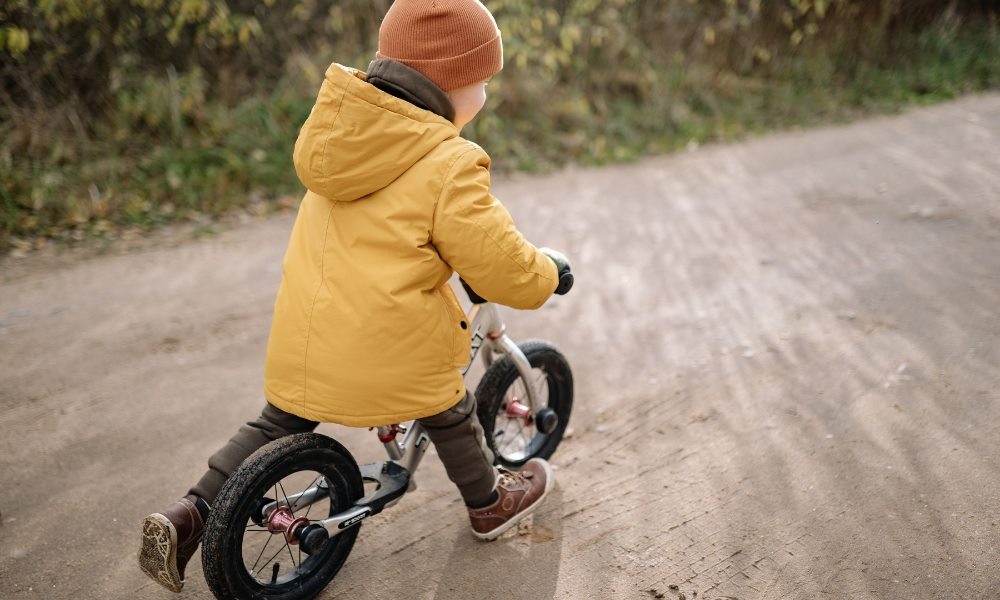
[505,400,532,420]
[506,400,559,433]
[266,506,310,545]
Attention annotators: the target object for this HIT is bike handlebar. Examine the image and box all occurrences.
[554,269,574,295]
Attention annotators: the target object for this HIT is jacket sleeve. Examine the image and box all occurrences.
[432,147,558,310]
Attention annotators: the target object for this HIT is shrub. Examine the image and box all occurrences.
[1,1,997,248]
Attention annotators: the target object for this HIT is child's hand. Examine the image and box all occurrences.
[540,248,574,295]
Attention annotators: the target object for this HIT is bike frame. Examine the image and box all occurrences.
[260,299,544,542]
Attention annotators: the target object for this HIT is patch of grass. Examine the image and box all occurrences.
[2,20,997,251]
[1,75,314,248]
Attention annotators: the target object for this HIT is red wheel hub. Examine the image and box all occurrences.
[505,399,533,423]
[266,506,310,544]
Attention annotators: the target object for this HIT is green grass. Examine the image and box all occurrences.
[2,22,997,251]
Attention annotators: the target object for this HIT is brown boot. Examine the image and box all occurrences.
[468,458,555,541]
[138,495,206,593]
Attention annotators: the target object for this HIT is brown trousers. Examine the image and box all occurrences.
[190,392,496,506]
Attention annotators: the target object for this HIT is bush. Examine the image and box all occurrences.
[1,1,997,249]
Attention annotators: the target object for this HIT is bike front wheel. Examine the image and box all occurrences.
[201,433,364,600]
[475,340,574,470]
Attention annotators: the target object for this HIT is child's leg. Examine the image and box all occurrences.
[417,391,497,506]
[139,402,317,593]
[419,390,556,541]
[189,403,319,504]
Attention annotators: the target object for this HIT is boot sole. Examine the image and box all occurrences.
[472,459,556,542]
[138,513,184,593]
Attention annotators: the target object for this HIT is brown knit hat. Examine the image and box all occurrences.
[376,0,503,92]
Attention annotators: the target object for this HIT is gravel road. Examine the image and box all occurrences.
[2,94,999,600]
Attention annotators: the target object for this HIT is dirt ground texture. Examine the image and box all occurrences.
[2,95,999,600]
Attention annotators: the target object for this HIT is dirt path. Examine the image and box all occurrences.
[2,95,999,600]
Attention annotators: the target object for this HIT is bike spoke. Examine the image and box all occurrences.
[277,482,292,513]
[285,538,298,571]
[292,474,322,515]
[496,416,515,453]
[249,530,275,576]
[514,415,528,443]
[512,419,526,453]
[256,541,289,581]
[307,475,323,513]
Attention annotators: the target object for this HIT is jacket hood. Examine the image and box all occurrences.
[292,63,458,202]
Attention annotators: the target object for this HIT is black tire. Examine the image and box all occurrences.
[202,433,364,600]
[475,340,573,470]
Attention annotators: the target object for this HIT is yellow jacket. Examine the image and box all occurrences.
[263,63,558,426]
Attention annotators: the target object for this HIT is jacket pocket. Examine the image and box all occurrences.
[436,283,471,369]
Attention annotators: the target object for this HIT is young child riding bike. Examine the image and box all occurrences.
[138,0,572,592]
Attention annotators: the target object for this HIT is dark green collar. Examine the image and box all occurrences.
[366,59,456,123]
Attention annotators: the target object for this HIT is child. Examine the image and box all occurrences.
[138,0,572,592]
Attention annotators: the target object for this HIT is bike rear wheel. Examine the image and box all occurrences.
[475,340,573,470]
[201,433,363,600]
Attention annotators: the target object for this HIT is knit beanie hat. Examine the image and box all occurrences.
[376,0,503,92]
